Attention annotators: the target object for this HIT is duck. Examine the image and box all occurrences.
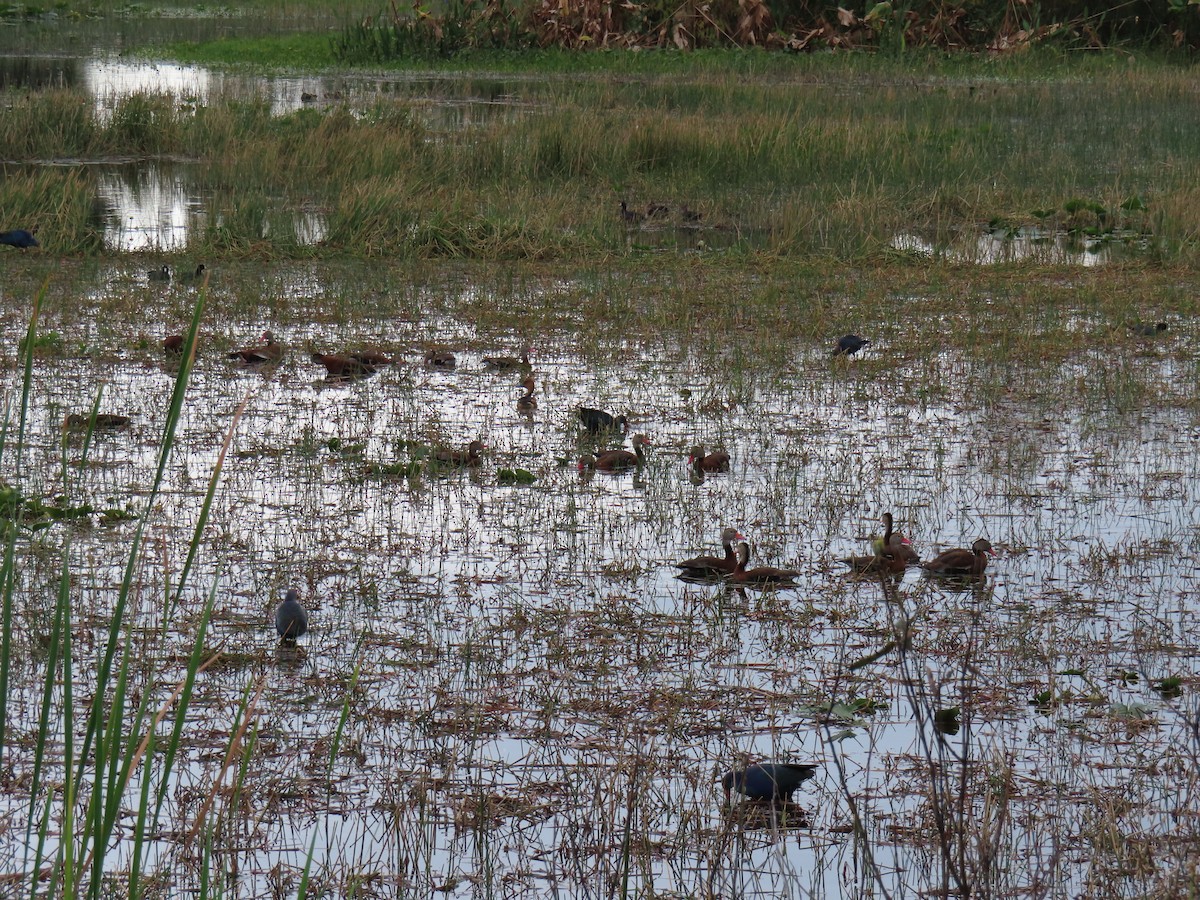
[350,348,393,367]
[229,331,283,364]
[676,526,744,578]
[0,228,38,249]
[163,335,185,354]
[424,347,456,369]
[148,264,170,283]
[64,413,131,431]
[274,589,308,643]
[619,201,644,225]
[434,440,485,467]
[311,351,373,378]
[834,334,871,357]
[585,434,650,472]
[577,407,628,435]
[516,375,537,414]
[921,537,995,578]
[730,541,800,585]
[722,762,818,803]
[181,263,207,284]
[688,445,729,473]
[871,512,920,564]
[483,344,531,371]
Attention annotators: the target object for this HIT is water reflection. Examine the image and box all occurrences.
[893,227,1124,266]
[96,161,199,251]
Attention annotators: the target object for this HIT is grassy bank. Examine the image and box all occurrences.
[2,50,1198,262]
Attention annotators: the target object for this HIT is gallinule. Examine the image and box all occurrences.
[229,331,283,364]
[921,538,995,578]
[148,264,170,282]
[483,344,531,371]
[311,351,372,378]
[688,445,729,473]
[577,407,628,435]
[163,335,185,353]
[586,434,650,472]
[1128,321,1168,337]
[0,229,38,249]
[181,263,207,284]
[65,413,131,431]
[722,762,818,802]
[516,375,537,414]
[834,334,871,357]
[424,347,456,369]
[676,526,744,577]
[434,440,485,467]
[275,589,309,644]
[619,201,644,225]
[730,542,800,585]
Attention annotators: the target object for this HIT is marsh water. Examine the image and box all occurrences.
[0,14,1197,900]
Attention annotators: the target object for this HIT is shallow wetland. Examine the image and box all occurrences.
[1,7,1199,899]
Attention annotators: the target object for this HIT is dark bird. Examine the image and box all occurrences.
[688,445,730,473]
[619,201,644,225]
[516,375,537,414]
[0,229,38,249]
[64,413,131,431]
[722,762,818,803]
[483,344,532,371]
[922,537,995,578]
[148,264,170,283]
[1128,321,1168,337]
[311,351,373,378]
[731,542,800,585]
[350,348,393,367]
[275,588,309,643]
[834,334,871,357]
[163,335,185,354]
[676,526,744,578]
[579,434,650,472]
[181,263,207,284]
[229,331,283,364]
[645,202,670,218]
[424,347,456,369]
[577,407,628,435]
[435,440,485,467]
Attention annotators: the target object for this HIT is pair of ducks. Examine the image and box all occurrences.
[676,528,800,585]
[839,513,995,578]
[424,344,532,372]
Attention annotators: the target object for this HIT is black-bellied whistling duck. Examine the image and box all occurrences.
[834,334,871,357]
[65,413,131,431]
[435,440,485,467]
[148,264,170,282]
[722,762,819,803]
[676,526,744,577]
[163,335,185,354]
[589,434,650,472]
[311,352,372,378]
[839,549,906,576]
[871,512,919,564]
[484,344,531,371]
[424,347,456,369]
[689,445,730,473]
[922,538,995,578]
[577,407,628,435]
[229,331,283,364]
[351,348,393,367]
[731,542,800,585]
[516,375,537,414]
[275,589,308,643]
